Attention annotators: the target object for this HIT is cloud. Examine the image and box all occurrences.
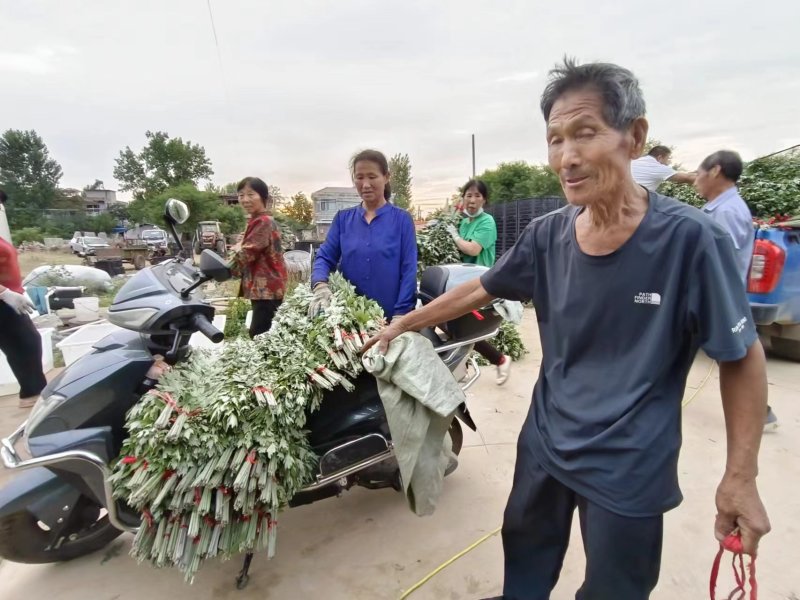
[1,0,798,205]
[0,45,77,74]
[496,71,540,83]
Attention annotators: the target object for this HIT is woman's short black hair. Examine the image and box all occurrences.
[237,177,270,207]
[460,179,490,203]
[0,189,7,205]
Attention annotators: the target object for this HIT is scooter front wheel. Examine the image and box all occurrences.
[0,503,122,564]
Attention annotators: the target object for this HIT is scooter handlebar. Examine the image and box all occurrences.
[191,313,224,343]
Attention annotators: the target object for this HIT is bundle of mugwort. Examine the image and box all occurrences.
[416,209,463,274]
[473,321,528,365]
[109,274,384,582]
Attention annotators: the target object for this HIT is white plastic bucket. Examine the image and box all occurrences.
[73,297,100,322]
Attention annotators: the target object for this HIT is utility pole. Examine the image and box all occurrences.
[471,134,476,178]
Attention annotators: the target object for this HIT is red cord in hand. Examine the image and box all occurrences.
[710,531,757,600]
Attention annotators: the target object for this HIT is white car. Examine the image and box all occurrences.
[69,236,110,256]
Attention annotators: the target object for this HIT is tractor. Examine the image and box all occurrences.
[193,221,227,256]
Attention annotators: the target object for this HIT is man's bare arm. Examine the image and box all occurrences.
[364,278,495,353]
[667,171,697,185]
[714,340,771,555]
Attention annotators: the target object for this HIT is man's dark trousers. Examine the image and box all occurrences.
[501,440,664,600]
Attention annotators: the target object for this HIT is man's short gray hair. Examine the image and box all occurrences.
[540,58,646,131]
[700,150,743,183]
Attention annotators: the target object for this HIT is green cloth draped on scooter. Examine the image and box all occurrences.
[363,332,465,516]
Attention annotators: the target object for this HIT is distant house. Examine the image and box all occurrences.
[310,187,361,239]
[84,188,118,215]
[52,186,119,217]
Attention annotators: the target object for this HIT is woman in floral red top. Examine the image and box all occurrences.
[230,177,288,337]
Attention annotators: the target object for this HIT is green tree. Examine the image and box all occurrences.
[114,131,214,200]
[84,179,105,191]
[388,153,413,211]
[11,227,44,245]
[738,153,800,218]
[129,184,224,233]
[273,210,303,232]
[477,161,562,203]
[658,180,703,207]
[50,188,85,210]
[0,129,64,228]
[90,212,118,235]
[281,192,313,227]
[214,204,246,235]
[107,202,131,223]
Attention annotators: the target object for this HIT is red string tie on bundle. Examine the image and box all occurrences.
[709,531,757,600]
[147,390,203,418]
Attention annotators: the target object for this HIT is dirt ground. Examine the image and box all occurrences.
[0,309,797,599]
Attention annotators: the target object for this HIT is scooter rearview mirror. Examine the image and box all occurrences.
[165,199,190,225]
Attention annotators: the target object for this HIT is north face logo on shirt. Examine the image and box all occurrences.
[634,292,661,306]
[731,316,748,334]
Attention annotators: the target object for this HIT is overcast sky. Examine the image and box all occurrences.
[2,0,798,210]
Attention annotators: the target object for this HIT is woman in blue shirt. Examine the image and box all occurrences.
[309,149,418,321]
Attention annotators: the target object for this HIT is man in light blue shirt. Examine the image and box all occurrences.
[695,150,754,283]
[695,150,777,431]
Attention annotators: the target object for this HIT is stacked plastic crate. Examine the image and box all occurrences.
[487,197,566,256]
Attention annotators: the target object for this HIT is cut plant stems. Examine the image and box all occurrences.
[111,274,385,582]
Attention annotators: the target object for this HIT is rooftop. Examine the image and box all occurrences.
[311,187,360,197]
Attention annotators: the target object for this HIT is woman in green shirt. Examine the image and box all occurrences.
[446,179,511,385]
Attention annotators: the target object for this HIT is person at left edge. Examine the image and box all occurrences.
[0,189,48,409]
[309,149,417,321]
[229,177,288,337]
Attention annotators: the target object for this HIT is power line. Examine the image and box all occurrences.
[204,0,238,149]
[752,143,800,162]
[206,0,224,71]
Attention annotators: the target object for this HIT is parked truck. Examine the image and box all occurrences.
[124,224,169,251]
[748,221,800,360]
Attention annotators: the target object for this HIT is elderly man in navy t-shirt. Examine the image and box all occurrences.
[365,60,771,599]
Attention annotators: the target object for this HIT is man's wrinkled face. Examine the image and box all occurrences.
[546,88,638,206]
[655,153,671,165]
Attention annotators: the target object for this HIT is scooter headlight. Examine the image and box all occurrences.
[25,392,67,448]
